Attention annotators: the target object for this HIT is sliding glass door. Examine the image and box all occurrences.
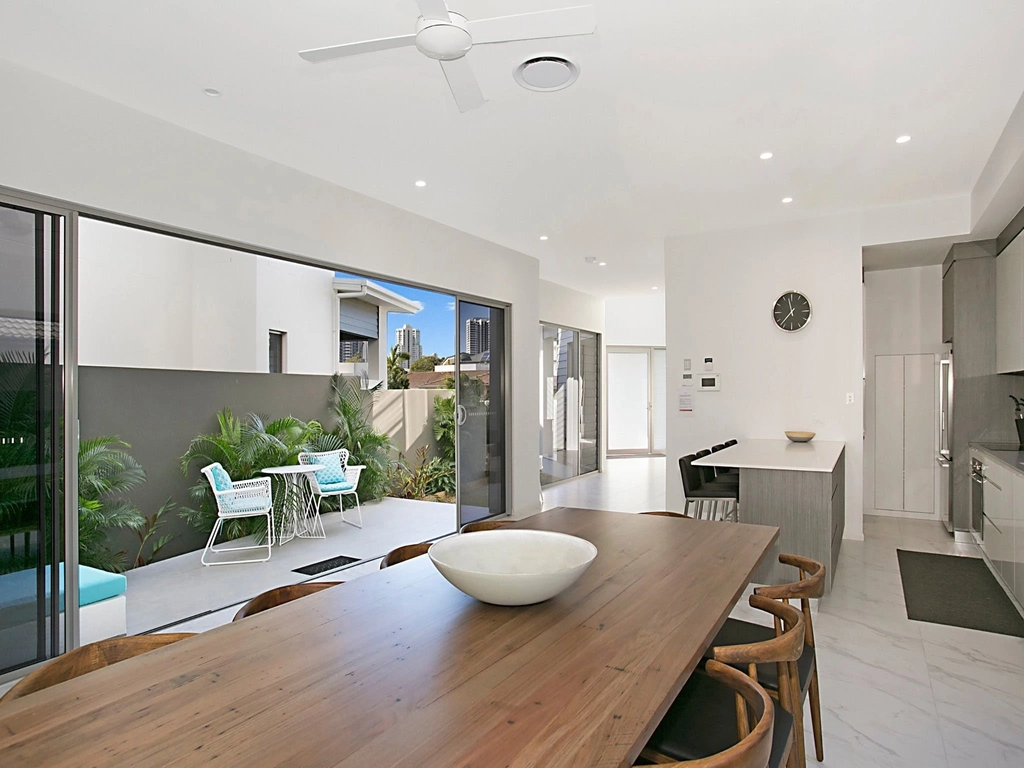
[539,323,601,486]
[0,197,69,677]
[456,301,507,528]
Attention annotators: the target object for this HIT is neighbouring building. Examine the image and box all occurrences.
[395,323,422,369]
[465,317,490,354]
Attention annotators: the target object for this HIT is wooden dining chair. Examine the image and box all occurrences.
[459,519,513,533]
[233,581,343,621]
[0,633,195,704]
[641,595,805,768]
[380,542,432,568]
[709,554,826,762]
[638,660,774,767]
[640,511,692,519]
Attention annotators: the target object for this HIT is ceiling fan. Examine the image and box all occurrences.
[298,1,597,112]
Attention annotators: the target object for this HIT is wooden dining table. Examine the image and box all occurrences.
[0,507,778,768]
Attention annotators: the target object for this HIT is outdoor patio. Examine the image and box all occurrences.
[125,497,455,634]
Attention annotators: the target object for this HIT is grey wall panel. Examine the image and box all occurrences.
[338,299,378,339]
[80,366,335,562]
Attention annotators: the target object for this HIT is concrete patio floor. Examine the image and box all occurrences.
[126,497,455,634]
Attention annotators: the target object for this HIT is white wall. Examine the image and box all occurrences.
[78,218,337,374]
[863,265,946,518]
[604,293,666,347]
[665,215,866,540]
[538,280,605,333]
[0,60,542,518]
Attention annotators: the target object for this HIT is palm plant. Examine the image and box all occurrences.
[179,409,316,539]
[77,437,147,572]
[320,375,393,505]
[433,394,456,464]
[387,344,410,389]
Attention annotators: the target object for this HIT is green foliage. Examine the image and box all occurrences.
[387,344,410,389]
[77,437,147,573]
[321,375,393,505]
[133,499,177,568]
[0,352,39,560]
[179,409,316,541]
[441,372,486,404]
[433,395,456,463]
[410,353,442,373]
[389,447,455,501]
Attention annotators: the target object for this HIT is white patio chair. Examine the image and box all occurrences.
[298,449,365,530]
[199,462,275,565]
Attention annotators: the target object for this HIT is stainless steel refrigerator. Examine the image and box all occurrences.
[938,353,953,532]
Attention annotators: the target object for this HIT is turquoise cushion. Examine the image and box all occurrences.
[76,563,127,607]
[313,453,347,486]
[0,564,127,611]
[319,480,355,494]
[221,494,271,514]
[208,463,233,492]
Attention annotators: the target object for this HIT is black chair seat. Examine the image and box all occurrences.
[693,484,739,500]
[643,665,793,768]
[706,618,815,693]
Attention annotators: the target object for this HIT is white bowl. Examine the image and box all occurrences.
[428,530,598,606]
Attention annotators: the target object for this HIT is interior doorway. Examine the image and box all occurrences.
[607,346,665,456]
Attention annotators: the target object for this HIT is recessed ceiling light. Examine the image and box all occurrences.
[760,152,773,160]
[598,261,607,266]
[896,135,911,144]
[203,88,221,97]
[652,286,659,290]
[414,180,427,187]
[539,235,549,241]
[782,197,794,204]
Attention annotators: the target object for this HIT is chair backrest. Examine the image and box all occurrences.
[724,439,738,447]
[678,455,703,497]
[0,634,195,703]
[380,542,431,569]
[460,520,513,533]
[298,449,350,490]
[755,554,826,650]
[694,449,717,484]
[201,462,233,493]
[646,659,775,768]
[640,511,691,519]
[233,582,343,621]
[712,444,727,452]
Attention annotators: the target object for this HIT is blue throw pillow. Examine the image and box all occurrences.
[208,464,233,492]
[314,452,347,486]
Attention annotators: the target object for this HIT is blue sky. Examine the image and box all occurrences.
[335,272,489,358]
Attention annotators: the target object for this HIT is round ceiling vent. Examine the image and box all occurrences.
[513,55,579,92]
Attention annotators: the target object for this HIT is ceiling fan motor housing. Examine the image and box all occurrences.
[415,12,471,60]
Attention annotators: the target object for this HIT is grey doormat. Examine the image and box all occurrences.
[293,554,359,576]
[897,550,1024,637]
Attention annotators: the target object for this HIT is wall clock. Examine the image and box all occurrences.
[773,291,812,332]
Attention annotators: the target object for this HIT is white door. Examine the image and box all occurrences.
[607,349,651,454]
[875,355,905,511]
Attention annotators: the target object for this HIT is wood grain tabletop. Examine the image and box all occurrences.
[0,507,778,768]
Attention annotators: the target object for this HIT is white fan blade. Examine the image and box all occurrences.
[468,5,596,45]
[415,0,451,22]
[299,35,416,63]
[439,58,485,112]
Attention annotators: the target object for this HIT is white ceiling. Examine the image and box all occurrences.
[1,1,1023,296]
[862,236,964,272]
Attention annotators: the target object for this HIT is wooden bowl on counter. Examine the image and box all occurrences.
[785,431,816,443]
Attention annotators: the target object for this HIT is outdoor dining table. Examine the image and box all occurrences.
[0,507,778,768]
[262,463,323,544]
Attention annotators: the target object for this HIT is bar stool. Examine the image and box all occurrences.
[695,449,718,486]
[709,554,827,762]
[233,581,343,621]
[640,595,804,768]
[711,443,740,478]
[678,455,738,521]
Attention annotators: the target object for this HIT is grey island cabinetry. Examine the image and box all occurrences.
[694,439,846,592]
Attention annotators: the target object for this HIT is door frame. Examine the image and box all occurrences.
[454,297,512,529]
[606,345,665,457]
[0,188,79,680]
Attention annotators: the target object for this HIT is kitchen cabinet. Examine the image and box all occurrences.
[996,232,1024,373]
[982,459,1015,589]
[874,354,936,514]
[942,262,954,344]
[1013,472,1024,603]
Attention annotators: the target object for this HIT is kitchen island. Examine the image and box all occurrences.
[694,439,845,591]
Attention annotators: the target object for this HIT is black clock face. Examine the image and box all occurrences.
[773,291,812,332]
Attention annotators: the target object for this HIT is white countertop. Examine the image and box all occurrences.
[692,439,845,472]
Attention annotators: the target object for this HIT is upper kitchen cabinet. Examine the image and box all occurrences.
[942,261,954,344]
[996,231,1024,373]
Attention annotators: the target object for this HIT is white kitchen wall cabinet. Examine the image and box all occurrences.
[996,232,1024,374]
[874,354,937,515]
